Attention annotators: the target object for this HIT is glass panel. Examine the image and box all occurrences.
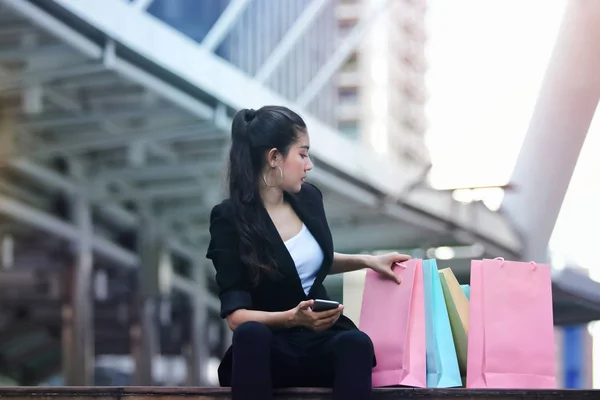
[215,0,312,76]
[147,0,231,44]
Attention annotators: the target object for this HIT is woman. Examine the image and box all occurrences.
[206,105,409,399]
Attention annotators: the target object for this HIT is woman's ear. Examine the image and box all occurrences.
[266,148,279,166]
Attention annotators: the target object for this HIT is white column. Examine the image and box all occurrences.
[502,1,600,262]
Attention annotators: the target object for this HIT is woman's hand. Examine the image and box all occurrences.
[288,300,343,332]
[368,252,411,284]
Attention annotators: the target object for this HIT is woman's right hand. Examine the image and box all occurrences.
[288,300,344,332]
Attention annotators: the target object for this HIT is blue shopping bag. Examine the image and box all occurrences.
[460,284,470,300]
[422,259,462,388]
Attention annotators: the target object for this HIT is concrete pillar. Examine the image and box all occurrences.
[62,188,94,385]
[0,106,15,263]
[186,261,209,386]
[502,1,600,262]
[131,298,159,385]
[74,190,95,385]
[61,302,75,385]
[131,206,165,385]
[0,100,17,160]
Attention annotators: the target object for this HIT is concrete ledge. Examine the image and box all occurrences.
[0,386,598,399]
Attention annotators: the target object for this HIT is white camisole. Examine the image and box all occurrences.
[284,224,324,295]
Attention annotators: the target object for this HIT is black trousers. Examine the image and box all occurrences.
[219,321,375,400]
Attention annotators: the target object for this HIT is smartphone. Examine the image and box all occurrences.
[311,299,340,312]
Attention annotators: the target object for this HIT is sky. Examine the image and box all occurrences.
[424,0,567,207]
[423,0,599,387]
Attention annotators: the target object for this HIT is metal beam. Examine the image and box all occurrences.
[97,38,179,162]
[329,219,449,254]
[41,83,179,162]
[502,0,600,262]
[401,189,520,255]
[310,168,444,233]
[9,158,87,195]
[8,124,218,159]
[0,179,46,208]
[200,0,250,52]
[8,160,214,278]
[311,167,520,256]
[296,0,390,107]
[0,62,104,91]
[158,203,210,223]
[17,106,177,130]
[131,0,154,12]
[8,158,140,229]
[1,0,217,126]
[0,194,138,267]
[254,0,330,83]
[8,159,203,261]
[108,183,207,203]
[110,54,218,123]
[171,274,220,312]
[0,193,219,311]
[1,59,208,244]
[0,22,33,37]
[0,43,73,62]
[1,0,104,61]
[92,160,221,182]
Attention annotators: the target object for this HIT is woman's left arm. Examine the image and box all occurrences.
[330,251,410,283]
[309,181,410,283]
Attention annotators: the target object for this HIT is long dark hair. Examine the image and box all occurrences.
[228,105,307,286]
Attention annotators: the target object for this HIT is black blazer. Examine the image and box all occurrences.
[205,182,357,332]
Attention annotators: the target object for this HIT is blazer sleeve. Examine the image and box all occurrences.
[206,202,253,319]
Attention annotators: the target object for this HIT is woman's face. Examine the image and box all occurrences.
[268,131,313,193]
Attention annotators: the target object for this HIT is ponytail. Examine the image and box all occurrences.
[228,109,278,285]
[229,109,258,205]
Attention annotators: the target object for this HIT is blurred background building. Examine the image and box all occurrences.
[335,0,429,166]
[0,0,599,390]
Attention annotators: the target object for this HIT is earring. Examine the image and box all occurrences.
[262,165,283,187]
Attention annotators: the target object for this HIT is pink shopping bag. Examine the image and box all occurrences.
[467,258,556,389]
[359,258,427,387]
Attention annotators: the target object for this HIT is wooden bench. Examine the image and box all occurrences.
[0,387,598,399]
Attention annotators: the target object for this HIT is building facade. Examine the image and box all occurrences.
[335,0,430,167]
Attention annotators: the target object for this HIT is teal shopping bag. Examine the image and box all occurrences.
[422,259,462,388]
[460,284,470,300]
